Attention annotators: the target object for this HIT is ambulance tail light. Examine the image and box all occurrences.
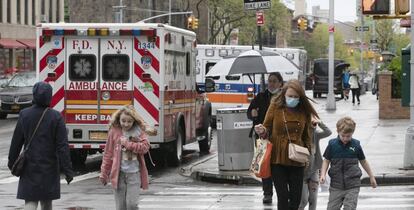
[98,28,109,36]
[87,28,97,36]
[64,29,77,35]
[120,29,156,36]
[54,29,65,36]
[247,87,254,101]
[42,29,54,36]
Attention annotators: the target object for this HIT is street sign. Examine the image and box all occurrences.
[370,39,378,44]
[328,26,335,33]
[244,0,271,10]
[355,26,369,31]
[256,11,264,26]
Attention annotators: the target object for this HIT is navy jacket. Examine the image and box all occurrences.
[8,82,73,201]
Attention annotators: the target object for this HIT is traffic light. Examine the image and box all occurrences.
[297,17,307,31]
[362,0,390,15]
[395,0,410,15]
[187,16,193,29]
[192,18,199,30]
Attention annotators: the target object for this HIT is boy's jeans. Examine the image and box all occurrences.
[327,187,360,210]
[114,171,141,210]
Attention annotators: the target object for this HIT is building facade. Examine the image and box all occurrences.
[0,0,64,74]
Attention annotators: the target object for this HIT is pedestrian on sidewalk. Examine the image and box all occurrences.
[342,69,350,101]
[298,117,332,210]
[99,105,156,210]
[255,79,318,210]
[247,72,284,204]
[8,82,74,210]
[320,117,377,210]
[349,73,361,105]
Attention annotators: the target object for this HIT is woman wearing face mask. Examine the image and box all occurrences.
[255,79,319,210]
[247,72,284,204]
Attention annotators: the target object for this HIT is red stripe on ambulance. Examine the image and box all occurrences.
[50,87,64,108]
[39,48,64,72]
[134,87,159,122]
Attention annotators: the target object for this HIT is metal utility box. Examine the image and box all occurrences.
[216,108,254,171]
[401,45,410,107]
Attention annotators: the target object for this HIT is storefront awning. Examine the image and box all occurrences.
[17,39,36,49]
[0,38,27,49]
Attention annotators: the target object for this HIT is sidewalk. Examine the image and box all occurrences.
[181,92,414,186]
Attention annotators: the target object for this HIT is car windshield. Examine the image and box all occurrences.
[7,72,36,87]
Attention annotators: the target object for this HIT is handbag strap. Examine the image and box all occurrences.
[24,108,48,152]
[282,110,292,144]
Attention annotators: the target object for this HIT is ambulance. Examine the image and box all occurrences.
[36,23,213,166]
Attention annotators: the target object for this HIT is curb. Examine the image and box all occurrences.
[361,175,414,186]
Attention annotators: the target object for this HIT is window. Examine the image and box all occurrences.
[48,0,52,22]
[7,0,11,23]
[205,62,216,75]
[232,50,242,55]
[225,75,240,81]
[0,0,3,23]
[186,52,190,76]
[41,0,44,15]
[102,54,129,81]
[17,0,20,24]
[24,0,28,25]
[69,54,97,81]
[31,0,35,25]
[56,0,59,22]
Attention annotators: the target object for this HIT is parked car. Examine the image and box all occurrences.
[0,71,36,119]
[312,58,349,98]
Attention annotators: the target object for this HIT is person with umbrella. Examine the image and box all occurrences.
[255,79,318,210]
[247,72,284,204]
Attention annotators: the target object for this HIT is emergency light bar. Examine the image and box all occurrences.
[42,28,156,37]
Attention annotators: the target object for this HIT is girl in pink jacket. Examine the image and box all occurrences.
[99,105,156,210]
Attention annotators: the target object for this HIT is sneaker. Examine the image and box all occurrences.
[262,195,272,204]
[358,101,360,105]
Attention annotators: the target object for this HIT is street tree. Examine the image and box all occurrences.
[375,19,396,52]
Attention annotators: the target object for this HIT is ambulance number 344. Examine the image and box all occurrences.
[137,42,155,49]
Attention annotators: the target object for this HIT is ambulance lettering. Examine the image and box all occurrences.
[68,81,98,90]
[106,40,126,50]
[72,40,92,50]
[101,82,127,90]
[75,114,97,121]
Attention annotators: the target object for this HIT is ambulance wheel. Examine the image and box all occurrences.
[70,150,87,165]
[167,127,184,167]
[0,112,7,119]
[198,126,212,154]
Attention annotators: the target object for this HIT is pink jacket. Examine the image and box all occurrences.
[100,127,150,190]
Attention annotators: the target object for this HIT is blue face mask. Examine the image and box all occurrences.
[286,96,300,108]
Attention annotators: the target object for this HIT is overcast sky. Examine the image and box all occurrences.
[308,0,357,22]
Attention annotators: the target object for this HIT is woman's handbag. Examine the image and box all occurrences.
[11,108,48,177]
[250,138,273,178]
[282,110,310,164]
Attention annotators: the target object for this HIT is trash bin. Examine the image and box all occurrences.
[216,108,254,171]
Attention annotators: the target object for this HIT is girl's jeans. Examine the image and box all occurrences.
[114,171,141,210]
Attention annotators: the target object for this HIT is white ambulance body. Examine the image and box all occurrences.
[36,23,212,165]
[195,44,305,119]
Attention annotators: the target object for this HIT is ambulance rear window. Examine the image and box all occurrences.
[102,54,130,81]
[69,54,97,81]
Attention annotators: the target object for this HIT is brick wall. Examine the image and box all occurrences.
[378,71,410,119]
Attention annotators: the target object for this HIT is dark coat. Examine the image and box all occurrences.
[8,82,73,201]
[247,89,274,137]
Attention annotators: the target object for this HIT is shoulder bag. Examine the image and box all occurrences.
[282,110,310,164]
[11,108,48,177]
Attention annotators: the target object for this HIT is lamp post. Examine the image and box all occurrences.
[403,0,414,168]
[326,0,336,110]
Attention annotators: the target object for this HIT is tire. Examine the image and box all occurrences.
[0,112,7,119]
[198,126,212,154]
[70,150,87,165]
[167,126,184,167]
[313,92,318,98]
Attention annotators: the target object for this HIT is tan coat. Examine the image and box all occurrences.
[263,103,312,167]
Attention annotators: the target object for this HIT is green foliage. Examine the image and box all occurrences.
[388,56,402,98]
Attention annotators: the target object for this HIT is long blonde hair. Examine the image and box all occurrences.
[109,105,157,136]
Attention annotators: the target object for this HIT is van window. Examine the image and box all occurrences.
[102,54,129,81]
[69,54,97,81]
[225,75,240,81]
[186,52,191,76]
[205,62,216,75]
